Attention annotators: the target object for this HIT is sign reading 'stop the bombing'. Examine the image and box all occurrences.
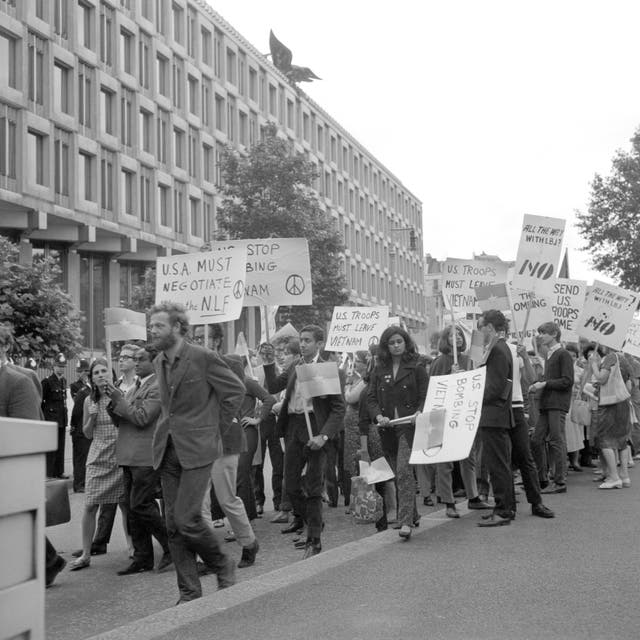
[155,246,247,324]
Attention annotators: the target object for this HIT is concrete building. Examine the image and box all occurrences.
[0,0,425,351]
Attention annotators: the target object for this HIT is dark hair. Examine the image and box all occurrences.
[480,310,509,333]
[141,344,160,361]
[565,343,579,357]
[538,321,561,341]
[377,326,418,367]
[582,342,605,359]
[89,358,110,402]
[222,353,245,382]
[149,302,190,336]
[300,324,324,343]
[285,338,300,356]
[437,325,467,355]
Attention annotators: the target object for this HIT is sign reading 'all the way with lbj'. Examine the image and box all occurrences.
[325,306,389,352]
[155,246,247,324]
[410,367,486,465]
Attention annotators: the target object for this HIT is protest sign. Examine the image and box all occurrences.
[576,280,640,350]
[409,367,486,464]
[296,361,341,397]
[209,238,312,306]
[474,283,510,312]
[442,258,510,313]
[512,215,565,293]
[325,306,389,352]
[155,246,247,324]
[623,318,640,359]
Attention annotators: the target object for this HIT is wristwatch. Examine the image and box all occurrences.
[321,434,328,441]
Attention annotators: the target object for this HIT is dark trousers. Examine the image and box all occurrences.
[46,421,67,477]
[510,407,542,510]
[479,426,514,519]
[92,503,117,549]
[323,436,340,507]
[160,440,228,601]
[237,425,259,521]
[253,413,284,510]
[532,409,568,486]
[122,465,169,566]
[45,536,59,570]
[71,433,91,492]
[284,415,326,540]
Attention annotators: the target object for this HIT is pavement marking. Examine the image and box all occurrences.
[87,507,465,640]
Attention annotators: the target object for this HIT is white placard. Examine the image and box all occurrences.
[576,280,640,350]
[442,258,510,314]
[623,318,640,358]
[209,238,312,306]
[325,306,389,352]
[512,215,565,293]
[409,367,487,464]
[155,247,247,324]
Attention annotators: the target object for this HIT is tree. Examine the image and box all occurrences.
[576,128,640,289]
[0,237,83,360]
[217,123,348,327]
[130,265,156,313]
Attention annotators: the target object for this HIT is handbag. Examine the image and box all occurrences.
[570,399,591,426]
[349,476,384,524]
[45,479,71,527]
[599,354,631,406]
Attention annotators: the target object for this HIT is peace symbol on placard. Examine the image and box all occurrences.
[285,274,305,296]
[368,336,379,347]
[233,280,244,299]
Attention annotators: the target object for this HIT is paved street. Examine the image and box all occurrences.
[45,439,640,640]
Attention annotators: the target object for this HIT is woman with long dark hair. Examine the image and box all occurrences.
[367,326,428,540]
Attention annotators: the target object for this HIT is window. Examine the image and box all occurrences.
[172,56,183,109]
[317,124,323,153]
[173,127,184,168]
[157,54,169,96]
[0,104,17,179]
[249,111,258,147]
[28,130,46,186]
[214,94,224,131]
[139,108,152,152]
[156,108,169,164]
[100,2,114,65]
[53,62,72,114]
[120,28,134,75]
[189,197,200,237]
[100,87,115,135]
[173,181,185,232]
[78,1,93,50]
[259,69,266,111]
[202,142,213,182]
[188,75,198,115]
[141,0,152,20]
[214,143,222,186]
[78,62,93,127]
[28,33,45,105]
[248,67,257,101]
[201,77,211,127]
[139,32,151,89]
[172,2,183,44]
[121,168,134,215]
[286,99,293,130]
[155,0,166,35]
[120,88,134,147]
[213,28,223,78]
[187,6,196,58]
[158,183,170,226]
[35,0,46,20]
[238,50,246,96]
[79,151,95,201]
[203,192,214,241]
[226,96,235,142]
[226,47,235,84]
[101,149,115,211]
[188,126,197,178]
[139,166,152,222]
[54,0,68,38]
[239,111,247,146]
[0,32,16,90]
[268,84,276,116]
[201,27,211,65]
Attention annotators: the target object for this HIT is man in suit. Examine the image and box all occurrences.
[149,302,245,603]
[262,325,345,558]
[476,309,515,528]
[42,354,69,478]
[108,344,171,575]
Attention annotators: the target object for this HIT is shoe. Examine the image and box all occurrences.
[478,494,488,502]
[477,514,511,527]
[445,506,459,519]
[117,562,154,576]
[73,488,85,493]
[55,474,70,479]
[423,496,434,506]
[156,552,173,572]
[224,530,236,542]
[622,478,631,488]
[592,475,606,482]
[281,519,304,534]
[46,555,67,587]
[69,557,91,571]
[540,483,567,494]
[628,459,635,468]
[293,539,307,549]
[91,545,107,556]
[217,557,236,590]
[213,519,225,528]
[303,540,322,558]
[237,539,259,568]
[196,561,213,576]
[453,489,466,498]
[531,504,555,518]
[599,479,623,489]
[256,505,264,517]
[569,464,583,472]
[270,511,290,524]
[468,499,492,510]
[398,525,412,540]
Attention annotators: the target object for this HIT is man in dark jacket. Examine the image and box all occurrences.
[530,321,574,494]
[70,359,91,492]
[476,310,515,527]
[42,354,68,478]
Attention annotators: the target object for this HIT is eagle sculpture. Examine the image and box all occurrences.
[269,30,321,84]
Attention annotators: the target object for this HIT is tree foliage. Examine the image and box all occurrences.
[130,265,156,313]
[577,128,640,289]
[0,237,83,360]
[217,123,348,327]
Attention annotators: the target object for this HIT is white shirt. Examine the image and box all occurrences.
[508,343,524,404]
